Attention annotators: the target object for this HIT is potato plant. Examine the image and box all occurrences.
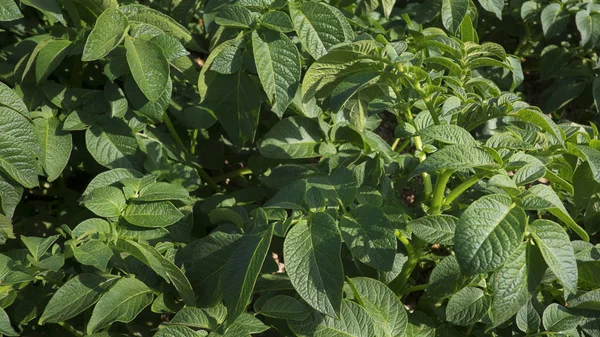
[0,0,599,336]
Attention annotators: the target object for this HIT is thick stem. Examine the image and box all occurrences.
[430,170,453,215]
[389,231,420,296]
[413,135,433,199]
[443,175,480,206]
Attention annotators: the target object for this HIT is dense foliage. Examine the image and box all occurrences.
[1,0,600,336]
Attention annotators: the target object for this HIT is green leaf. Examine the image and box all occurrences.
[264,179,308,210]
[441,0,468,33]
[446,287,490,326]
[0,214,14,242]
[491,242,545,327]
[200,71,263,147]
[405,314,436,337]
[104,82,128,118]
[220,312,269,336]
[455,194,526,275]
[223,226,273,323]
[348,277,407,337]
[340,205,396,271]
[175,232,242,306]
[542,303,583,332]
[288,300,374,337]
[169,307,213,329]
[136,182,189,202]
[512,108,565,147]
[428,255,470,299]
[124,37,170,102]
[21,235,59,261]
[259,116,322,159]
[125,75,171,122]
[35,39,72,84]
[84,186,126,218]
[541,3,569,38]
[33,117,72,182]
[154,326,200,337]
[87,277,153,334]
[119,4,202,52]
[520,184,589,242]
[417,124,476,145]
[73,240,113,271]
[198,34,244,97]
[215,4,256,28]
[151,35,189,62]
[308,168,357,206]
[409,214,458,246]
[412,145,499,176]
[284,213,344,317]
[252,29,301,117]
[0,306,18,336]
[594,77,600,113]
[0,253,33,285]
[114,238,195,306]
[381,0,396,18]
[576,11,600,48]
[21,0,65,25]
[0,0,23,21]
[85,118,144,171]
[529,219,578,293]
[478,0,503,19]
[39,274,116,324]
[260,11,293,32]
[289,1,353,59]
[0,82,28,116]
[460,14,476,42]
[516,301,540,334]
[83,168,143,196]
[258,295,311,321]
[568,144,600,184]
[0,175,22,219]
[301,40,380,100]
[521,1,538,20]
[82,7,129,61]
[0,107,39,188]
[330,71,380,113]
[72,220,110,241]
[124,201,184,227]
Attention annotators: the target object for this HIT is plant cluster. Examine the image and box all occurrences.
[0,0,599,336]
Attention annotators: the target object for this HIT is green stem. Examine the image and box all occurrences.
[405,283,428,294]
[414,135,433,199]
[391,138,400,151]
[443,175,480,206]
[395,64,440,125]
[416,85,441,125]
[163,111,188,153]
[58,322,83,337]
[430,170,453,215]
[389,231,420,296]
[190,129,199,155]
[214,167,253,182]
[191,162,221,192]
[395,138,411,153]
